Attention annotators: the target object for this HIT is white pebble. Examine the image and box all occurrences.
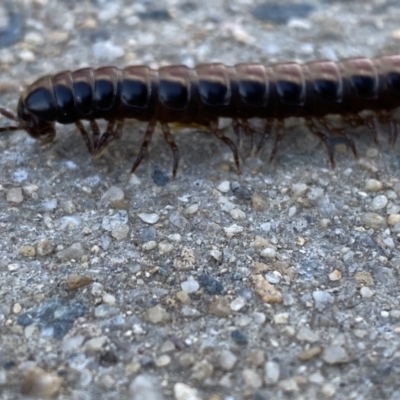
[158,242,173,254]
[184,204,199,215]
[230,297,246,311]
[371,195,388,210]
[173,382,200,400]
[360,286,374,298]
[260,247,277,259]
[142,241,157,251]
[138,213,160,224]
[230,208,246,220]
[224,224,244,237]
[217,181,231,193]
[210,249,222,261]
[181,277,199,293]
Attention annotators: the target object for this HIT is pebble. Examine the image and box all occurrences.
[217,180,231,193]
[7,263,19,271]
[298,346,322,361]
[322,346,350,364]
[138,213,160,224]
[242,368,262,388]
[208,297,231,317]
[19,245,35,257]
[361,212,386,229]
[296,326,319,343]
[36,238,54,256]
[354,271,374,286]
[365,179,382,192]
[169,212,188,230]
[264,361,280,385]
[321,383,336,397]
[291,182,308,196]
[329,269,341,281]
[145,305,170,324]
[230,297,245,311]
[158,241,174,254]
[21,367,63,398]
[56,242,84,261]
[142,241,157,251]
[102,293,116,305]
[92,40,124,61]
[251,274,283,304]
[112,225,129,240]
[230,208,246,220]
[246,349,265,367]
[84,336,107,353]
[101,186,124,205]
[185,204,199,215]
[6,187,23,203]
[130,374,163,400]
[176,291,191,304]
[190,360,214,381]
[252,192,268,211]
[260,247,277,259]
[155,355,171,367]
[181,277,199,293]
[66,274,91,291]
[102,211,129,231]
[13,303,21,314]
[174,382,200,400]
[279,378,299,392]
[210,249,222,261]
[231,329,248,345]
[224,223,244,237]
[371,195,388,210]
[219,350,237,371]
[274,312,289,324]
[360,286,374,298]
[388,214,400,226]
[312,290,333,310]
[39,199,57,212]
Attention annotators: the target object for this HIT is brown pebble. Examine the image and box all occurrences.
[36,238,54,256]
[21,367,63,398]
[208,296,231,317]
[20,245,36,257]
[251,274,283,304]
[298,346,322,361]
[252,192,268,211]
[66,274,92,291]
[354,271,374,287]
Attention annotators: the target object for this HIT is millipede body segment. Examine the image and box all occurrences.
[1,55,400,176]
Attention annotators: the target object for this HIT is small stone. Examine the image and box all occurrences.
[231,329,248,345]
[279,378,299,392]
[312,290,333,309]
[274,312,289,324]
[260,247,277,259]
[329,269,341,281]
[145,305,170,324]
[388,214,400,226]
[365,179,382,192]
[210,249,222,261]
[158,241,174,254]
[84,336,107,353]
[371,195,388,210]
[223,223,244,237]
[252,192,268,211]
[142,241,157,251]
[39,199,58,212]
[13,303,22,314]
[21,367,63,398]
[102,293,116,305]
[155,354,171,367]
[321,383,336,397]
[129,375,163,400]
[264,361,280,385]
[190,360,214,381]
[185,204,199,215]
[36,238,54,256]
[169,212,188,230]
[322,346,350,364]
[138,213,160,224]
[178,353,195,368]
[176,291,191,304]
[217,180,231,193]
[7,263,19,271]
[230,208,246,220]
[66,274,91,291]
[101,186,124,205]
[251,274,282,304]
[111,225,129,240]
[361,212,386,229]
[19,245,36,257]
[242,368,262,389]
[174,382,201,400]
[56,242,84,261]
[354,271,374,286]
[230,297,246,311]
[208,297,231,317]
[181,277,199,293]
[296,327,319,343]
[291,183,308,196]
[7,187,23,203]
[360,286,374,298]
[298,346,322,361]
[219,350,237,371]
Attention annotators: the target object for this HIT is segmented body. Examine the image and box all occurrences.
[1,55,400,176]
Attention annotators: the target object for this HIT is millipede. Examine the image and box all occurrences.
[1,55,400,176]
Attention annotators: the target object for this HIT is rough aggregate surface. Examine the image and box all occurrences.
[1,0,400,399]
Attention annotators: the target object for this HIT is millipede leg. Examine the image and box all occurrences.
[255,119,273,156]
[161,123,180,178]
[130,121,156,174]
[389,119,398,146]
[306,119,335,167]
[365,115,379,144]
[0,107,18,121]
[232,119,244,149]
[90,120,101,150]
[210,120,241,173]
[269,120,283,162]
[76,120,93,153]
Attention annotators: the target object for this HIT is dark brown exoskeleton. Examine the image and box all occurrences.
[1,55,400,176]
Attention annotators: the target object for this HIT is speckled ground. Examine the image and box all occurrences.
[1,1,400,399]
